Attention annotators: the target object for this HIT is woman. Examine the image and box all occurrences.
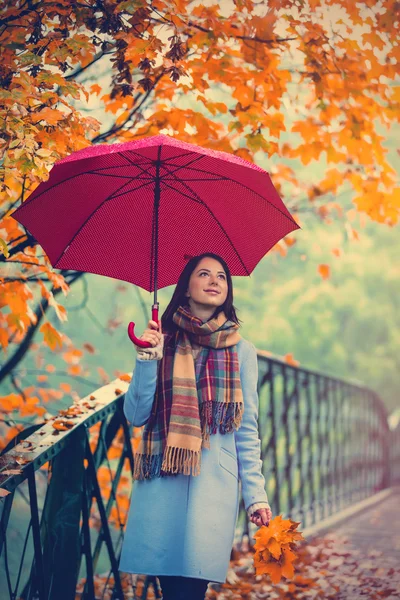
[119,252,272,600]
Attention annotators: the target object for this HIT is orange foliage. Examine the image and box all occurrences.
[253,514,304,583]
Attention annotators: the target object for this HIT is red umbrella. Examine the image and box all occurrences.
[11,134,301,348]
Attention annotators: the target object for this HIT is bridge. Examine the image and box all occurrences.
[1,349,399,599]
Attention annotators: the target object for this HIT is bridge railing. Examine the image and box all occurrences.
[237,352,397,543]
[0,352,398,600]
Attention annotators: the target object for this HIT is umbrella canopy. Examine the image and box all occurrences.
[11,134,301,346]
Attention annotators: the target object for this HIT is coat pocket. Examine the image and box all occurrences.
[219,447,239,480]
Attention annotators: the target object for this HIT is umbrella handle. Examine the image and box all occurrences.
[127,305,159,348]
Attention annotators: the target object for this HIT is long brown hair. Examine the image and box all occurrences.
[161,252,242,335]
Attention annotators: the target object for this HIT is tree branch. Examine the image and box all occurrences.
[91,70,166,143]
[0,276,53,283]
[64,41,116,82]
[0,236,37,263]
[150,15,296,46]
[0,271,85,384]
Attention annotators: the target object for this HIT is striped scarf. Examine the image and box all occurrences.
[133,304,244,480]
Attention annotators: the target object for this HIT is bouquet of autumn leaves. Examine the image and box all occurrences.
[253,514,305,584]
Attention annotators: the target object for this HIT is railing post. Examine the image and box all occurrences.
[27,463,47,600]
[40,426,86,600]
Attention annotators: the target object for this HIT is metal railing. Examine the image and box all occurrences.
[0,352,398,599]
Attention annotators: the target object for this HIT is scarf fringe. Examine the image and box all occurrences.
[133,447,201,480]
[200,400,244,440]
[162,445,201,476]
[133,452,164,480]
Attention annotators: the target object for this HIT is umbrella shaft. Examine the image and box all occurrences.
[152,150,161,306]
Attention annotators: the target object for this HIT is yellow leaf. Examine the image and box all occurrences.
[48,294,68,322]
[0,237,9,258]
[40,322,63,351]
[35,148,53,157]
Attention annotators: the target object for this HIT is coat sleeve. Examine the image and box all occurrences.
[234,341,269,512]
[247,501,271,517]
[123,357,158,426]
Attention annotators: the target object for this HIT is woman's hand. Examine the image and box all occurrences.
[134,320,164,360]
[250,505,272,527]
[134,319,162,351]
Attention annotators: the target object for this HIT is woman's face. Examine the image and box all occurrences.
[185,257,229,309]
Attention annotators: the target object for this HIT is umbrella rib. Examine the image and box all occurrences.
[87,171,153,180]
[85,165,154,179]
[159,156,230,182]
[161,179,250,276]
[106,179,157,198]
[121,151,204,183]
[13,167,151,205]
[154,154,206,175]
[163,177,229,181]
[125,149,208,177]
[126,149,196,164]
[121,149,223,184]
[162,164,299,228]
[161,180,204,204]
[117,152,156,178]
[52,179,155,266]
[158,160,246,182]
[104,176,155,200]
[126,147,262,180]
[155,151,197,162]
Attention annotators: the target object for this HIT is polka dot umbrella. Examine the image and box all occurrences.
[11,134,301,348]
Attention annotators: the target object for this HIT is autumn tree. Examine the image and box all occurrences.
[0,0,399,447]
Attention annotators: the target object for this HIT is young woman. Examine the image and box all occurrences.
[119,252,272,600]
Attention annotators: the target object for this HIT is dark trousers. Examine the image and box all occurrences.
[158,575,209,600]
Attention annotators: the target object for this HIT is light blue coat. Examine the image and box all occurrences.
[118,337,269,583]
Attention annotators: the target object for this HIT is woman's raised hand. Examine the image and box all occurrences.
[134,320,164,360]
[134,319,162,349]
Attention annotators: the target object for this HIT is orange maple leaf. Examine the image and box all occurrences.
[253,514,304,583]
[31,108,66,125]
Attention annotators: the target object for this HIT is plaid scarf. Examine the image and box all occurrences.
[133,304,244,480]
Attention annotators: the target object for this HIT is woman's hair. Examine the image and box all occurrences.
[161,252,242,335]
